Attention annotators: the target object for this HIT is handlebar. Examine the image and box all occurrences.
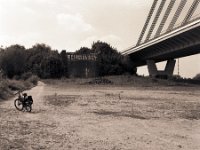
[14,90,25,96]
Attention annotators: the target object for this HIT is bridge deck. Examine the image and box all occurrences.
[122,19,200,67]
[122,19,200,56]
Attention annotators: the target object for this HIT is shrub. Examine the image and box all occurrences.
[27,75,39,85]
[24,81,32,88]
[0,88,8,100]
[0,75,39,100]
[0,80,10,99]
[193,73,200,80]
[13,75,21,80]
[0,45,26,78]
[8,80,26,91]
[21,72,33,80]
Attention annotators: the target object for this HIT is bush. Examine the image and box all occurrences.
[193,73,200,80]
[21,72,33,80]
[8,80,26,91]
[91,41,137,76]
[27,75,39,85]
[0,88,8,100]
[0,80,11,99]
[13,75,21,80]
[0,75,39,100]
[0,45,27,78]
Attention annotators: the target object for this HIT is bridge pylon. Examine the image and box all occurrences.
[147,59,176,78]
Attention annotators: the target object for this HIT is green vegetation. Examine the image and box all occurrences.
[74,41,136,76]
[0,42,136,79]
[1,41,199,100]
[91,41,136,76]
[0,41,136,100]
[193,73,200,80]
[0,73,38,100]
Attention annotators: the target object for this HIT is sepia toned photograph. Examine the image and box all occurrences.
[0,0,200,149]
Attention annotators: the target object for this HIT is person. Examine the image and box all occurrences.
[23,93,27,100]
[22,93,28,105]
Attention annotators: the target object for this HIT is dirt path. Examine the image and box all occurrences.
[0,82,200,150]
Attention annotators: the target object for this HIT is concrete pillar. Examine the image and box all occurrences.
[147,60,158,77]
[147,59,176,78]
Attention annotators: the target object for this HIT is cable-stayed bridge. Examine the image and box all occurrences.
[122,0,200,78]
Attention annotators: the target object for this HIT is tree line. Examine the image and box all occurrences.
[0,41,136,79]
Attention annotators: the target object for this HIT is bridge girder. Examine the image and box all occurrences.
[128,26,200,66]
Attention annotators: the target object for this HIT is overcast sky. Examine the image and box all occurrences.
[0,0,199,78]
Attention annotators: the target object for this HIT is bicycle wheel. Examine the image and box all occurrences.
[14,99,23,111]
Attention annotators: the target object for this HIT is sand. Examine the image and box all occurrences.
[0,81,200,150]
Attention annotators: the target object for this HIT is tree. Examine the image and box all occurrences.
[91,41,123,76]
[26,43,51,76]
[193,73,200,80]
[75,47,91,54]
[121,56,137,75]
[41,54,63,78]
[91,41,137,76]
[0,42,137,79]
[0,45,27,78]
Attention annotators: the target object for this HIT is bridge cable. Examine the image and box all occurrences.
[182,0,200,25]
[167,0,187,32]
[145,0,167,42]
[136,0,159,46]
[155,0,176,37]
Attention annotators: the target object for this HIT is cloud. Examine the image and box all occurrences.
[0,0,95,50]
[57,13,94,33]
[0,0,148,50]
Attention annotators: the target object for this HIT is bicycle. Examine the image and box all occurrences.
[14,91,33,112]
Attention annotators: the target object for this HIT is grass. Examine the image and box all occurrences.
[0,80,11,100]
[44,94,78,107]
[0,75,39,101]
[92,110,147,120]
[43,75,200,87]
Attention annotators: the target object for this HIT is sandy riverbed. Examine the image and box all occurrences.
[0,81,200,150]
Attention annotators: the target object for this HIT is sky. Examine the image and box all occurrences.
[0,0,199,78]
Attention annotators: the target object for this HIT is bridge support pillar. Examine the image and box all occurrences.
[147,59,176,78]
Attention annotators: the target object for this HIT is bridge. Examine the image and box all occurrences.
[122,0,200,78]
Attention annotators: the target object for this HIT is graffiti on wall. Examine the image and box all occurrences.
[67,53,97,78]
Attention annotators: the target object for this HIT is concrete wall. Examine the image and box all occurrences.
[67,53,97,78]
